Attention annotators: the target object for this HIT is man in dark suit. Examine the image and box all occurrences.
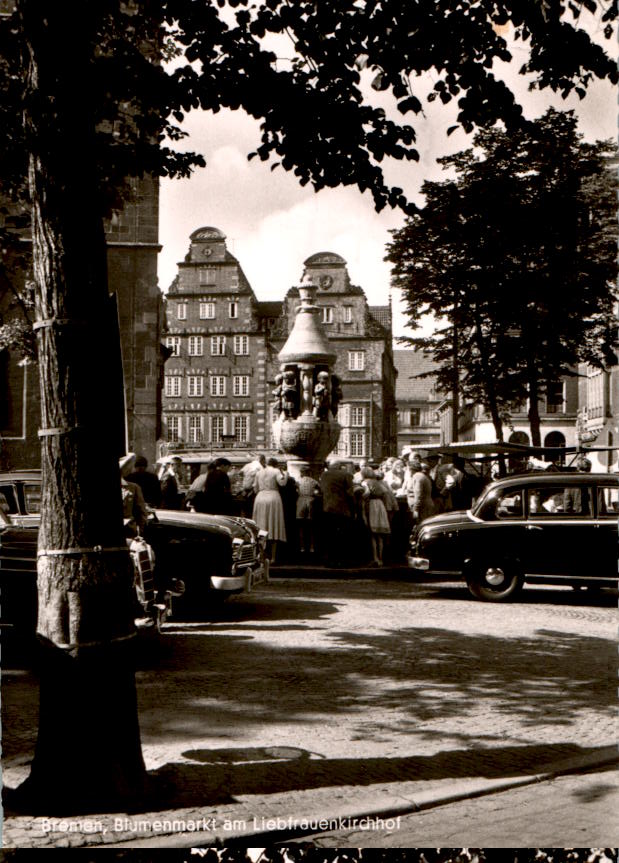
[319,461,354,566]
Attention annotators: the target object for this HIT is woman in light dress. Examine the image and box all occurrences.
[360,466,391,566]
[253,457,288,562]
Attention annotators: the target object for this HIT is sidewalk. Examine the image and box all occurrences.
[4,744,617,848]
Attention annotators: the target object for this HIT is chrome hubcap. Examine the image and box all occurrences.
[485,567,505,586]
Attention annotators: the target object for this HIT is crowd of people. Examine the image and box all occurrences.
[123,450,484,568]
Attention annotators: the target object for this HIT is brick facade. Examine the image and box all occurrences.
[161,237,397,463]
[0,176,162,468]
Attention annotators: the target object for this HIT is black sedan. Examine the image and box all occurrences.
[408,471,619,601]
[0,471,268,628]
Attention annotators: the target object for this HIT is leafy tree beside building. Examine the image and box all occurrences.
[387,109,618,446]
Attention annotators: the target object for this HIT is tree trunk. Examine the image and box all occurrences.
[527,360,542,448]
[14,1,147,813]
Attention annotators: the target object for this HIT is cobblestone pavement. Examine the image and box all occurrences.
[2,578,617,848]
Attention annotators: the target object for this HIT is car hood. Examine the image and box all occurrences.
[155,510,256,540]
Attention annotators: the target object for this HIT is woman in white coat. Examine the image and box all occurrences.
[253,457,288,562]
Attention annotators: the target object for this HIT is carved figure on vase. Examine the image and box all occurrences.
[272,373,284,416]
[312,371,331,420]
[330,374,343,417]
[281,369,300,419]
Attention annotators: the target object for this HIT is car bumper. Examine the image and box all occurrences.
[408,555,430,570]
[210,559,269,593]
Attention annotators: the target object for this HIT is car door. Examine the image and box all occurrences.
[0,520,38,627]
[522,482,593,577]
[592,480,619,581]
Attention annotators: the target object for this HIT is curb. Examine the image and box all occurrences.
[108,745,619,848]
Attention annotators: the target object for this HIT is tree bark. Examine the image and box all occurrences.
[14,1,147,813]
[527,366,542,448]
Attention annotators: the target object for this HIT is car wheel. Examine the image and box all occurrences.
[465,560,524,602]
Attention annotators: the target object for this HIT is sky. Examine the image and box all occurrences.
[158,22,617,342]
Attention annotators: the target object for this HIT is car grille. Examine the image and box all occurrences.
[235,544,257,565]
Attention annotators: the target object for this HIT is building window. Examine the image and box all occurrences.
[166,336,180,357]
[211,415,225,443]
[545,381,564,414]
[164,376,181,398]
[350,432,365,457]
[350,406,366,427]
[188,335,203,356]
[200,302,215,319]
[188,415,203,443]
[410,408,421,426]
[210,375,226,396]
[211,335,226,356]
[322,307,334,324]
[177,302,187,320]
[233,334,249,355]
[167,415,181,443]
[233,415,249,443]
[233,375,249,397]
[199,266,216,285]
[348,350,365,371]
[343,306,353,323]
[229,301,238,319]
[187,376,204,397]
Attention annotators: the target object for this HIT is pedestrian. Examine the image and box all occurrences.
[184,462,212,512]
[411,461,435,525]
[119,454,148,537]
[319,460,355,567]
[204,457,234,515]
[278,463,298,561]
[436,455,465,512]
[160,456,185,509]
[425,454,445,514]
[125,454,162,508]
[253,456,288,563]
[360,467,391,566]
[295,466,320,555]
[240,454,266,517]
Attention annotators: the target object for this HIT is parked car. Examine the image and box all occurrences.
[408,471,619,601]
[0,470,268,629]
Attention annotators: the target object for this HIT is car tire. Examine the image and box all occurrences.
[465,560,524,602]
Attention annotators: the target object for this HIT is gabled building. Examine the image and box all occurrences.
[266,252,397,463]
[161,239,398,463]
[162,227,270,452]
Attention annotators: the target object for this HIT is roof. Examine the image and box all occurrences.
[369,305,391,330]
[393,350,440,401]
[304,251,346,267]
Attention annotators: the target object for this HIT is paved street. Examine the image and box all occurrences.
[1,577,617,847]
[287,766,619,847]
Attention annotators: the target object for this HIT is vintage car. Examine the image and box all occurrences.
[408,471,619,601]
[0,470,268,628]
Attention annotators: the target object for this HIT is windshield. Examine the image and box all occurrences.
[471,483,499,517]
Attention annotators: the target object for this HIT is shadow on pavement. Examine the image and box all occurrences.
[141,741,615,811]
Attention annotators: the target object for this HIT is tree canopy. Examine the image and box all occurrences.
[0,0,617,214]
[386,108,618,444]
